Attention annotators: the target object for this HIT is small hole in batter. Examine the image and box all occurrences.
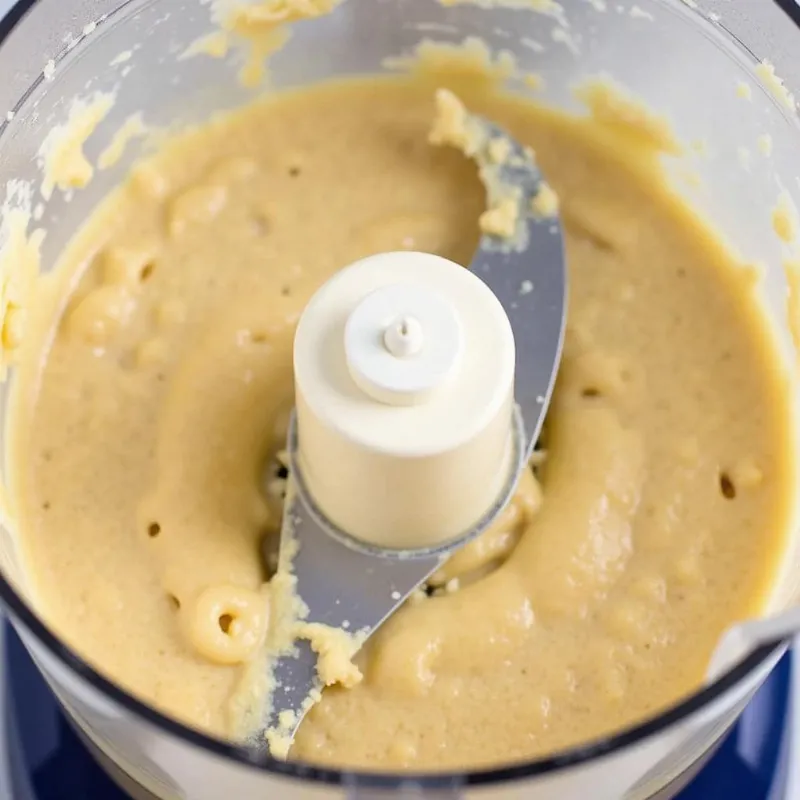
[719,472,737,499]
[168,594,181,610]
[148,522,161,538]
[281,285,291,297]
[288,165,301,178]
[582,387,601,398]
[677,267,686,278]
[219,613,234,634]
[42,501,51,511]
[140,262,155,282]
[275,463,289,481]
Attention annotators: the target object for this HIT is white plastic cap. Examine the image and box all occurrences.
[344,282,463,406]
[293,251,515,550]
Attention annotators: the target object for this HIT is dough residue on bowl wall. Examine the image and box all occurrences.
[0,184,44,380]
[182,0,347,87]
[756,60,798,114]
[98,113,148,170]
[37,92,115,200]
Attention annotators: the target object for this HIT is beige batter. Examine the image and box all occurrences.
[8,75,795,770]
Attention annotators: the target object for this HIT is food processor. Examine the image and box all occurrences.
[2,0,800,798]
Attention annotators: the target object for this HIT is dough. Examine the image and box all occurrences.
[9,76,793,770]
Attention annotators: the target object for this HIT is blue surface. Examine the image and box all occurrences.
[2,623,792,798]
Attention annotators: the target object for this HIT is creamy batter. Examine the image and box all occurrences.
[9,75,794,770]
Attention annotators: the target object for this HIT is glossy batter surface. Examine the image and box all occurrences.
[11,77,793,769]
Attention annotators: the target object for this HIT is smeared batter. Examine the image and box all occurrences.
[8,74,794,770]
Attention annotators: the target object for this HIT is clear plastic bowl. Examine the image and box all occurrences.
[1,1,800,797]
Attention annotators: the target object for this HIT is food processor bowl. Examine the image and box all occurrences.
[1,0,800,797]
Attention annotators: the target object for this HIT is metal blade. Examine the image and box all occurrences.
[259,116,566,754]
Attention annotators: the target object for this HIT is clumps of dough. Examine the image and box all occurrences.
[263,619,365,759]
[430,88,526,240]
[37,92,115,200]
[429,87,486,156]
[488,136,512,165]
[773,191,799,244]
[266,708,302,759]
[297,622,365,688]
[206,0,345,87]
[261,493,367,759]
[756,60,797,113]
[218,0,342,26]
[531,181,559,218]
[479,193,521,238]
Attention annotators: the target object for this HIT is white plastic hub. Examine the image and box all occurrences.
[344,283,462,406]
[383,316,424,358]
[293,251,516,550]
